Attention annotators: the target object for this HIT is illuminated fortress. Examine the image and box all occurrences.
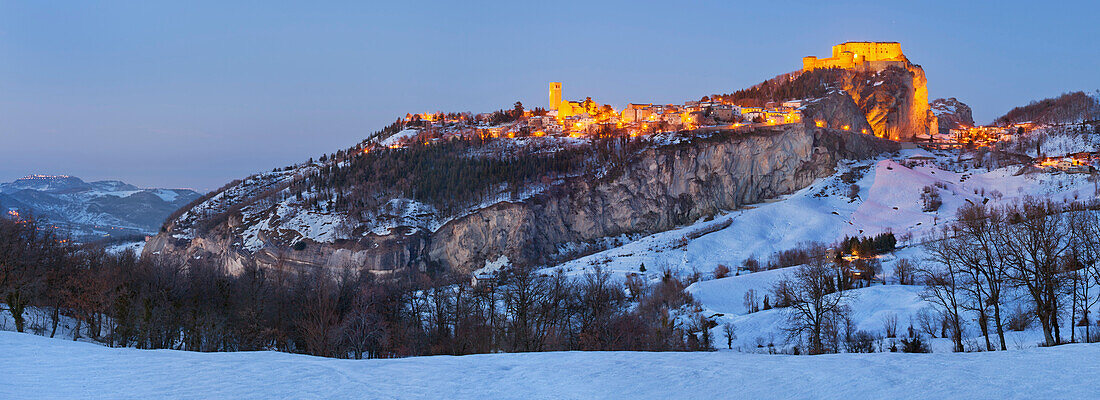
[802,42,908,72]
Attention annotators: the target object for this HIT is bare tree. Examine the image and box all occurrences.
[779,258,854,355]
[922,228,967,352]
[1069,206,1100,342]
[954,204,1009,350]
[743,289,759,313]
[999,198,1071,346]
[722,322,737,349]
[300,273,340,357]
[881,313,899,338]
[894,258,917,285]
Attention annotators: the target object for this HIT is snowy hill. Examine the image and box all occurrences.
[541,147,1092,280]
[0,175,201,242]
[539,147,1100,352]
[2,331,1098,399]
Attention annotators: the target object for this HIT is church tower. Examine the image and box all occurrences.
[549,82,562,111]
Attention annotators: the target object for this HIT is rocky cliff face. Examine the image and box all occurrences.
[931,97,975,134]
[842,65,934,141]
[145,125,897,275]
[800,91,875,134]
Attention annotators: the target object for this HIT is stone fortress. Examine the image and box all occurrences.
[800,41,934,141]
[802,42,908,73]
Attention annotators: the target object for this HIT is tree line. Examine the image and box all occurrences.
[763,198,1100,355]
[710,68,851,107]
[922,198,1100,351]
[286,133,650,217]
[993,91,1100,126]
[1,213,715,357]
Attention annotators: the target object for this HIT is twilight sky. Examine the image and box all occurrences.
[2,1,1098,190]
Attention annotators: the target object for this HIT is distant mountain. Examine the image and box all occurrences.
[0,175,201,242]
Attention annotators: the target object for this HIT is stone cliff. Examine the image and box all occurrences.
[843,65,935,141]
[145,125,898,275]
[931,97,974,134]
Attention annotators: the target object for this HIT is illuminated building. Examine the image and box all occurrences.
[802,42,908,72]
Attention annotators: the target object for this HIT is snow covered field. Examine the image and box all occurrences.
[2,331,1098,399]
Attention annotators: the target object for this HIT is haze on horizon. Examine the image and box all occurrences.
[2,1,1098,191]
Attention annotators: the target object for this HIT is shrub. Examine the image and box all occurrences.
[846,330,876,353]
[1007,306,1033,331]
[713,264,731,279]
[900,336,930,353]
[921,186,942,212]
[293,241,307,251]
[742,256,762,273]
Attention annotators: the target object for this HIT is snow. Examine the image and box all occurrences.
[473,255,510,278]
[379,128,420,147]
[241,200,351,251]
[150,189,181,202]
[106,241,146,256]
[533,148,1100,353]
[544,148,1100,282]
[3,331,1099,399]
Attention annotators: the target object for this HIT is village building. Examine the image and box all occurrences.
[621,103,653,123]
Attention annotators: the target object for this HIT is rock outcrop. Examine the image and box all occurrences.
[931,98,975,134]
[843,65,934,141]
[145,125,898,275]
[801,90,875,134]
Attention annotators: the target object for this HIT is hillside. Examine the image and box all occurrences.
[540,140,1100,351]
[145,124,897,275]
[2,331,1098,399]
[0,175,200,242]
[994,91,1100,126]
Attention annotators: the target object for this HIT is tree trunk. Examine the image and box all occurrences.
[1071,276,1078,343]
[1038,305,1056,346]
[6,291,27,333]
[50,306,60,338]
[1051,287,1062,344]
[992,300,1007,350]
[978,311,992,351]
[951,302,964,352]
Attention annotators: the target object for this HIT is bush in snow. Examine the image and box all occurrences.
[920,185,942,212]
[900,336,930,353]
[1007,305,1033,332]
[713,264,731,279]
[742,256,762,273]
[846,330,877,353]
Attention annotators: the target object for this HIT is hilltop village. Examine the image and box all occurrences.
[375,42,1048,155]
[390,79,802,146]
[389,81,803,147]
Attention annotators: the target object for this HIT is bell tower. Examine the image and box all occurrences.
[549,82,562,111]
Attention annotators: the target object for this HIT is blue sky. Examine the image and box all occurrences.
[2,1,1098,190]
